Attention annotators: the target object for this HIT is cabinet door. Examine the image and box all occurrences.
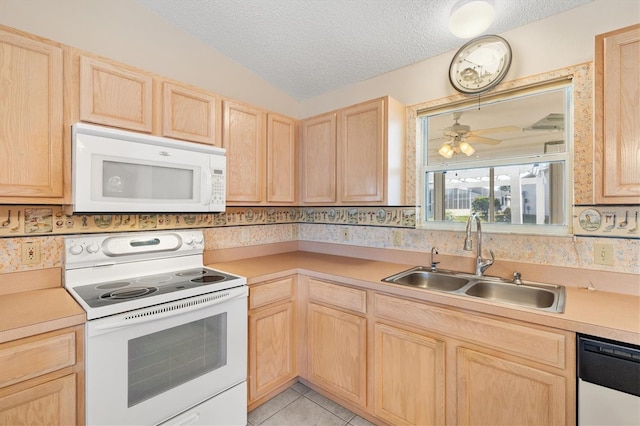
[162,82,218,145]
[223,101,265,203]
[456,347,566,426]
[338,99,384,203]
[248,301,297,403]
[307,303,367,407]
[0,374,76,425]
[0,29,64,200]
[374,323,445,426]
[80,55,153,132]
[267,114,297,203]
[595,24,640,203]
[300,113,337,203]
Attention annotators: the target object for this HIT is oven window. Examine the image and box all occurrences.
[128,313,227,407]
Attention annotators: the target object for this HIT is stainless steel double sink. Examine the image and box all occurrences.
[382,266,565,313]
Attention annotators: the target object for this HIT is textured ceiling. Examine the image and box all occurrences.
[135,0,592,101]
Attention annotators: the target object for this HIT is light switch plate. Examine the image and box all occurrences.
[593,242,613,266]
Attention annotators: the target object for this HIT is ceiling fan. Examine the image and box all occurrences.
[436,112,519,159]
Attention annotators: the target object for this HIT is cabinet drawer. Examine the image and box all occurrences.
[250,277,295,309]
[374,293,567,368]
[308,278,366,314]
[0,330,76,388]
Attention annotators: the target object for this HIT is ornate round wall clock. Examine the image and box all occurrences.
[449,35,512,94]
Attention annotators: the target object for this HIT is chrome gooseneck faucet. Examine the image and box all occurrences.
[463,213,495,276]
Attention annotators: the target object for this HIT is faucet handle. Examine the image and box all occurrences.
[513,271,522,285]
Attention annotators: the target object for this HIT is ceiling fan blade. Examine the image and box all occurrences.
[469,125,520,136]
[466,135,501,145]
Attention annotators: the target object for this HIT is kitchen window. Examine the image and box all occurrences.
[419,81,572,234]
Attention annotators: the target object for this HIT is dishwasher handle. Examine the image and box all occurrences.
[578,336,640,397]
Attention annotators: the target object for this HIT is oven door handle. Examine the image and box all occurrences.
[92,287,246,331]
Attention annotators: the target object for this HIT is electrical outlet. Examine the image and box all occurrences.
[342,228,350,241]
[22,241,41,265]
[593,242,613,266]
[393,230,403,246]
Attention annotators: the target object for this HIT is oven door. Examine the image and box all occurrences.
[85,286,247,426]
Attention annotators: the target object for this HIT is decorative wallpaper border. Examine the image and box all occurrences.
[0,205,416,238]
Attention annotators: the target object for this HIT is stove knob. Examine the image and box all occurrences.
[86,243,100,254]
[194,236,204,244]
[68,245,83,255]
[184,237,194,246]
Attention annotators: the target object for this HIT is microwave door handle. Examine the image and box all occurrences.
[202,167,212,206]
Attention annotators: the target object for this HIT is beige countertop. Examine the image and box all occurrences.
[0,288,86,344]
[209,251,640,345]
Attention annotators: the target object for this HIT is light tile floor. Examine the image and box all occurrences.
[248,382,376,426]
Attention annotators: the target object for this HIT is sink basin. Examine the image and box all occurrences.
[382,267,470,292]
[464,280,563,312]
[382,267,565,313]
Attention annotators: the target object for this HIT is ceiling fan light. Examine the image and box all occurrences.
[459,141,475,156]
[449,0,495,39]
[439,144,455,159]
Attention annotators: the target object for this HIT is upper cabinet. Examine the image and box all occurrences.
[300,113,337,203]
[594,24,640,204]
[267,114,297,204]
[300,96,406,205]
[79,55,153,133]
[78,55,220,146]
[162,82,218,144]
[223,101,266,203]
[0,27,66,203]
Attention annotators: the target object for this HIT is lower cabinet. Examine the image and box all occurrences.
[0,326,84,425]
[373,322,445,425]
[307,303,367,407]
[305,278,368,408]
[373,291,576,426]
[0,374,76,425]
[248,276,297,407]
[250,275,576,425]
[456,347,567,425]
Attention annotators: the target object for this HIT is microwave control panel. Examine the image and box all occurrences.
[211,168,226,207]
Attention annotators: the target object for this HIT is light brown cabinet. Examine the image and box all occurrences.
[300,113,338,203]
[0,326,84,425]
[267,114,297,203]
[0,27,65,203]
[79,55,220,145]
[373,322,445,425]
[162,82,218,145]
[300,96,405,205]
[373,292,575,425]
[79,55,153,133]
[305,279,367,408]
[456,347,566,425]
[594,24,640,204]
[223,101,297,205]
[223,100,266,203]
[248,276,297,409]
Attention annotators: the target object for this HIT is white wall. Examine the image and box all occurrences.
[299,0,640,117]
[0,0,301,117]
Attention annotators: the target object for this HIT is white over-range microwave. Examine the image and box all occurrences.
[72,123,226,213]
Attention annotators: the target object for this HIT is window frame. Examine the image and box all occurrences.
[417,80,574,235]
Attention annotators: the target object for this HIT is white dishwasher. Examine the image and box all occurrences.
[578,335,640,425]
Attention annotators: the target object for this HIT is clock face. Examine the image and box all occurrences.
[449,35,512,94]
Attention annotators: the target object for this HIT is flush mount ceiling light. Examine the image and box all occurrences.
[449,0,495,39]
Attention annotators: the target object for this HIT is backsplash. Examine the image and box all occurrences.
[0,209,638,278]
[0,205,415,237]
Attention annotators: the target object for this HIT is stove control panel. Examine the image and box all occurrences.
[64,230,206,268]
